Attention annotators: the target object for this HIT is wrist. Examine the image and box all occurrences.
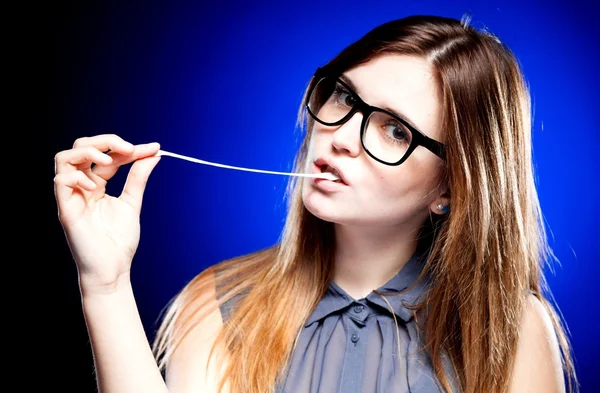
[78,271,133,297]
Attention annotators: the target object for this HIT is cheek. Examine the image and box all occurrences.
[305,129,322,157]
[371,172,411,201]
[310,127,329,145]
[366,157,440,204]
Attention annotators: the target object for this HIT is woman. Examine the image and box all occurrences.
[53,14,577,393]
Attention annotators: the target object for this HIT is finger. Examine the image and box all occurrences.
[93,142,161,181]
[54,170,98,191]
[54,171,97,210]
[55,146,114,174]
[119,155,161,214]
[73,134,135,155]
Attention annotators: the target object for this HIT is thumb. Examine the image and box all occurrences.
[119,155,161,214]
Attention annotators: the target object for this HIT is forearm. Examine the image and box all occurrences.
[80,274,168,393]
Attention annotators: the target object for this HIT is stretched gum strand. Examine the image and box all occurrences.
[155,150,340,181]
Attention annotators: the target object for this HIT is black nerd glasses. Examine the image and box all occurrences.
[305,69,446,166]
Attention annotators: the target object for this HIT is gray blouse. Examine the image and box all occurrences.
[219,250,457,393]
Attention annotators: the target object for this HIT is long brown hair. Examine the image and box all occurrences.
[153,15,577,393]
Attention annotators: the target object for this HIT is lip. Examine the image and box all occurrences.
[313,176,348,192]
[312,157,349,187]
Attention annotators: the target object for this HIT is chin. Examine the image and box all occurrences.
[302,190,337,223]
[302,192,325,217]
[304,203,336,223]
[302,195,358,226]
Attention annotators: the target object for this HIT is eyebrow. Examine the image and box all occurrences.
[339,73,420,131]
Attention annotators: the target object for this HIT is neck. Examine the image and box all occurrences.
[332,223,418,300]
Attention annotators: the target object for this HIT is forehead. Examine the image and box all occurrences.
[343,55,442,140]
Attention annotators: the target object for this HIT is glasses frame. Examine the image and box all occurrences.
[305,68,446,166]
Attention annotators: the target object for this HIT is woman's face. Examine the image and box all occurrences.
[302,54,447,228]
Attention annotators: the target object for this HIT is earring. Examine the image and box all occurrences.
[436,204,449,214]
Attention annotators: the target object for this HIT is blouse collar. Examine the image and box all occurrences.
[304,249,430,327]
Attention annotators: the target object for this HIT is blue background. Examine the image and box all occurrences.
[46,0,598,391]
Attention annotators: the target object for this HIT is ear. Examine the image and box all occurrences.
[430,187,451,216]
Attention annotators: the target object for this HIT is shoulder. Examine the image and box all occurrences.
[213,247,276,321]
[164,248,274,392]
[508,294,565,393]
[165,267,231,393]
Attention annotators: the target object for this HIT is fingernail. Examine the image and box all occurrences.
[147,142,160,149]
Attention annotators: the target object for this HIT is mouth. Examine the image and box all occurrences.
[314,158,348,185]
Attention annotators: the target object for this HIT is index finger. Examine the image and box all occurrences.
[73,134,135,156]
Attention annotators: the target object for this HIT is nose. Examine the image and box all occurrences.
[331,112,362,157]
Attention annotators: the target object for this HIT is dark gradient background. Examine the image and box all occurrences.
[42,0,598,391]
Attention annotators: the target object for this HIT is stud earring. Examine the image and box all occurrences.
[436,204,450,214]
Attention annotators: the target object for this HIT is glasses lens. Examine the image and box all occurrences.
[363,111,413,164]
[307,77,356,124]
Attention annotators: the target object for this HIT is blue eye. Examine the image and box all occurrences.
[383,122,411,144]
[332,85,357,107]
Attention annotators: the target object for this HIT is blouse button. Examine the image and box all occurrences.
[351,333,360,343]
[353,305,364,314]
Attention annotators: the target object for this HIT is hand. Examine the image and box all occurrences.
[54,134,161,292]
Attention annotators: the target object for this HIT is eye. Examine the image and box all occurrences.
[383,121,411,144]
[332,84,357,108]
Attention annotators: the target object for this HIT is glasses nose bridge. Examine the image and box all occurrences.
[341,99,372,130]
[351,98,372,119]
[331,108,365,157]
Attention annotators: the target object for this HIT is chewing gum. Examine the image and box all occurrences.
[155,150,340,181]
